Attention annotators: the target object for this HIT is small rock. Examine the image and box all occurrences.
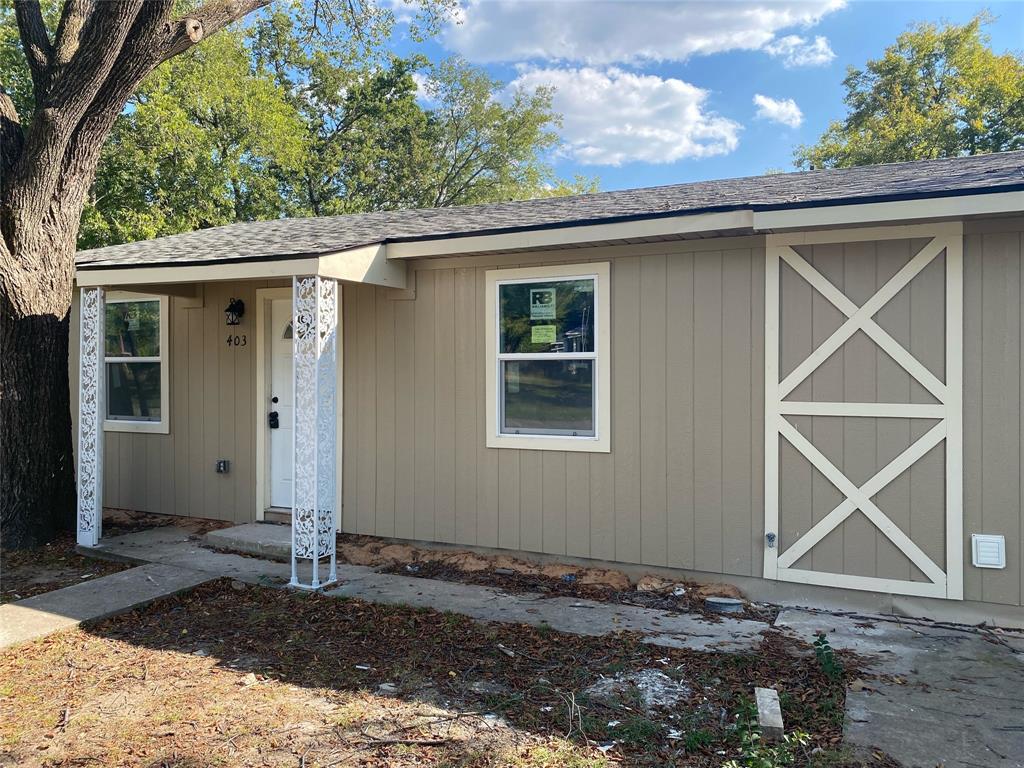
[578,568,632,591]
[636,575,674,593]
[192,648,210,657]
[692,582,744,600]
[239,673,258,686]
[539,563,579,580]
[230,580,246,591]
[377,682,399,696]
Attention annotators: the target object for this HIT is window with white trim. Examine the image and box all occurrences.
[103,293,169,433]
[485,262,610,452]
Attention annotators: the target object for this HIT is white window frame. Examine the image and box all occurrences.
[485,262,610,452]
[103,291,170,434]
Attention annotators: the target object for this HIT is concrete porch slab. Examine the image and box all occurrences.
[0,562,211,650]
[204,522,291,562]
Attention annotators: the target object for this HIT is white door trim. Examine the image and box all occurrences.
[255,287,292,521]
[764,222,964,600]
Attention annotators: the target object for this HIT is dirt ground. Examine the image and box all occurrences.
[1,510,228,605]
[0,578,899,767]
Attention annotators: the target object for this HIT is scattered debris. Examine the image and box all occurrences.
[584,668,692,710]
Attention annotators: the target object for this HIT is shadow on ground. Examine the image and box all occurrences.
[0,578,897,768]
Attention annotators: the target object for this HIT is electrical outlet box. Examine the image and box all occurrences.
[215,459,230,474]
[971,534,1006,569]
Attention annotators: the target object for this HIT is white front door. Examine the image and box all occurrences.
[269,298,294,508]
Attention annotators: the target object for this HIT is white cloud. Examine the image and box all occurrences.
[444,0,844,65]
[508,67,741,166]
[753,94,803,128]
[763,34,835,67]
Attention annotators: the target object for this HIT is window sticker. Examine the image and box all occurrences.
[531,325,557,344]
[530,287,556,319]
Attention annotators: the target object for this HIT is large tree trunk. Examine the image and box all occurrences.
[0,0,272,550]
[0,304,77,548]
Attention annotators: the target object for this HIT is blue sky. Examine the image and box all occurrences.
[394,0,1023,191]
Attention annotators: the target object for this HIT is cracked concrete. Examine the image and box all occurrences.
[777,608,1024,768]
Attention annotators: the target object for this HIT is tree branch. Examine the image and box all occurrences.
[52,0,93,68]
[159,0,271,62]
[14,1,53,93]
[0,89,24,251]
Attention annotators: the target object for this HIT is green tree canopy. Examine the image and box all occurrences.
[796,13,1024,169]
[76,11,595,248]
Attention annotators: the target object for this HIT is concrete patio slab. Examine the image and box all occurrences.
[777,608,1024,768]
[0,562,211,650]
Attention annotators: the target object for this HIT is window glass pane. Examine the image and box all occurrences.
[105,300,160,357]
[501,359,593,436]
[107,362,161,421]
[499,278,594,354]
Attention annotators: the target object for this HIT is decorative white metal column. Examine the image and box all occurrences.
[77,287,105,547]
[290,276,338,589]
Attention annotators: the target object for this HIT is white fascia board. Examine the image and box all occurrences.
[76,245,406,290]
[753,190,1024,231]
[386,209,755,259]
[318,244,406,289]
[76,256,321,287]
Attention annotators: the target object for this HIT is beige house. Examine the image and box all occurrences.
[72,152,1024,625]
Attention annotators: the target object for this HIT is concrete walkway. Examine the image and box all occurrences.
[778,608,1024,768]
[13,522,1020,767]
[93,524,771,653]
[0,562,210,649]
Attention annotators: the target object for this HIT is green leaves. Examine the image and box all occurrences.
[796,13,1024,169]
[74,10,593,249]
[79,28,306,248]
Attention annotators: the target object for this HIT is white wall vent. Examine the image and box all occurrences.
[971,534,1006,569]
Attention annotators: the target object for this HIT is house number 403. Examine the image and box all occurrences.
[226,334,247,347]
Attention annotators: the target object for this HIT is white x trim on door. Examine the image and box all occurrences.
[764,223,964,600]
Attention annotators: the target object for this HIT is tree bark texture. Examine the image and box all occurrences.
[1,0,269,549]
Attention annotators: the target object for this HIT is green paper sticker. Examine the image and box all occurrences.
[531,325,557,344]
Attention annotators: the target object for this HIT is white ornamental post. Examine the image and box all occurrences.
[290,276,338,589]
[77,287,105,547]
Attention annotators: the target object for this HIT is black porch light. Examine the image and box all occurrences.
[225,298,245,326]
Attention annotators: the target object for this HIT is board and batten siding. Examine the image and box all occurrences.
[71,217,1024,609]
[340,238,768,579]
[70,279,289,523]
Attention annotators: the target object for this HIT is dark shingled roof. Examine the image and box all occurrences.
[77,150,1024,268]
